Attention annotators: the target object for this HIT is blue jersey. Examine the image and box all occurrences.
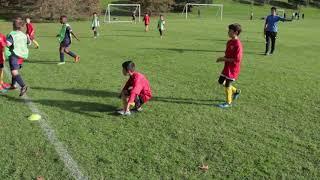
[265,15,285,32]
[63,26,72,43]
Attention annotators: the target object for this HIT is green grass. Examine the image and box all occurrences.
[1,1,320,179]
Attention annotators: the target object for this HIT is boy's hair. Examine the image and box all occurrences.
[93,12,97,15]
[26,17,31,20]
[60,15,67,20]
[228,23,242,35]
[160,14,163,17]
[122,61,135,72]
[13,17,24,30]
[271,7,277,11]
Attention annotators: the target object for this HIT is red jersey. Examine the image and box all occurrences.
[221,39,243,80]
[143,15,150,25]
[26,23,35,40]
[123,72,152,104]
[0,33,6,64]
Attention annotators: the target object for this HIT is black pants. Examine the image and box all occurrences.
[265,31,277,54]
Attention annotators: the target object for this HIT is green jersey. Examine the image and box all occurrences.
[91,16,100,28]
[158,19,165,30]
[6,31,29,59]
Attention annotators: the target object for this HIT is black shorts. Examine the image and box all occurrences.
[9,54,23,70]
[0,63,3,68]
[92,27,97,31]
[218,75,234,88]
[124,89,144,108]
[159,29,163,36]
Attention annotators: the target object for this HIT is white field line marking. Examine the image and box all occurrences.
[4,67,88,180]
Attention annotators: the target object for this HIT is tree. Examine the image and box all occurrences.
[130,0,175,14]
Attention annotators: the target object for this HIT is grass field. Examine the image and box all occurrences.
[1,1,320,179]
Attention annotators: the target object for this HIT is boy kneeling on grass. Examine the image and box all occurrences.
[118,61,152,116]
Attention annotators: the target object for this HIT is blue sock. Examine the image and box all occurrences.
[60,52,65,62]
[66,51,77,58]
[15,75,25,87]
[11,76,16,86]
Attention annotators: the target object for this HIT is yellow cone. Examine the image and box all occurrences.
[28,114,42,121]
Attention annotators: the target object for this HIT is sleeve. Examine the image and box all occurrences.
[6,35,13,46]
[279,16,286,22]
[128,77,143,103]
[234,43,242,63]
[67,26,72,32]
[0,36,6,47]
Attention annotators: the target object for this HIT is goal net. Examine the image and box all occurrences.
[104,4,141,23]
[182,3,223,20]
[277,9,285,17]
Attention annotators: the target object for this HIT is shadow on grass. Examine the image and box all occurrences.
[25,59,57,65]
[142,47,217,53]
[31,87,222,106]
[0,94,118,118]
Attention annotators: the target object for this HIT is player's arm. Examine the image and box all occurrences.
[216,57,234,63]
[6,35,13,47]
[70,31,79,41]
[68,27,80,41]
[280,17,292,22]
[264,18,268,36]
[126,79,143,112]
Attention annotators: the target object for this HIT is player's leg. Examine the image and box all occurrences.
[58,46,66,65]
[118,90,132,115]
[270,32,277,54]
[32,39,40,48]
[0,66,3,85]
[265,31,271,55]
[218,75,226,86]
[64,47,80,62]
[10,55,27,96]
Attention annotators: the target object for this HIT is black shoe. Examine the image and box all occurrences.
[19,86,28,96]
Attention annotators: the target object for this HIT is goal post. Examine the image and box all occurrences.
[182,3,223,20]
[104,4,141,23]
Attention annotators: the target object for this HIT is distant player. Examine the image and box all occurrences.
[264,7,292,55]
[0,32,10,90]
[57,15,80,65]
[26,17,40,49]
[216,23,243,108]
[91,12,100,38]
[157,15,166,39]
[118,61,152,116]
[250,11,253,20]
[6,17,30,96]
[132,10,136,23]
[143,12,150,32]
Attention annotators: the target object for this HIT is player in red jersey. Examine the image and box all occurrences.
[26,17,40,49]
[118,61,152,116]
[216,23,243,108]
[0,33,11,90]
[143,12,150,32]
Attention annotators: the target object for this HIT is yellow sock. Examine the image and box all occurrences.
[225,87,233,104]
[33,40,40,47]
[231,85,237,94]
[0,69,3,85]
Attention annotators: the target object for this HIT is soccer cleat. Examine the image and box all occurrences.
[264,52,270,56]
[233,89,241,101]
[9,84,17,90]
[57,62,66,65]
[117,110,131,116]
[19,85,28,97]
[74,56,80,63]
[218,102,232,108]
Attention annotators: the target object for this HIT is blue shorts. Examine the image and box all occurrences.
[60,40,71,48]
[9,54,23,70]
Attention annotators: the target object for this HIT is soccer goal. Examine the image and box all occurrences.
[277,9,285,17]
[104,4,141,23]
[182,3,223,20]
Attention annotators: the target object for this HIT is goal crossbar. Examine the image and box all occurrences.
[182,3,223,20]
[104,4,141,23]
